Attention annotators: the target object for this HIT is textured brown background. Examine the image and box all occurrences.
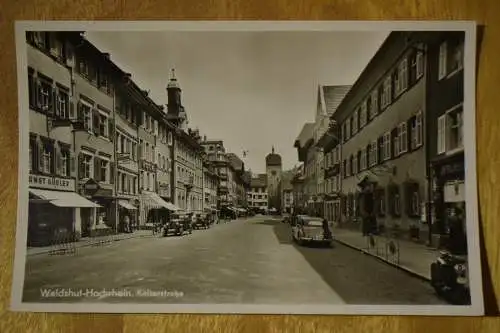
[1,0,500,332]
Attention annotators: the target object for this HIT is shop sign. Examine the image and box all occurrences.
[83,178,100,196]
[29,174,75,191]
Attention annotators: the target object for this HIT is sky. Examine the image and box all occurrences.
[86,30,389,174]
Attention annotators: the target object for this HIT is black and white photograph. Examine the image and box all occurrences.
[11,21,483,316]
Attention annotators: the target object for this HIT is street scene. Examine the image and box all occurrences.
[23,215,443,305]
[17,27,474,308]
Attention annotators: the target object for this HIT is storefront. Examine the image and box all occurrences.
[117,198,139,232]
[430,151,466,251]
[79,178,117,237]
[28,174,100,247]
[139,190,181,228]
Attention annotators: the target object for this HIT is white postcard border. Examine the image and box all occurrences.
[11,20,483,316]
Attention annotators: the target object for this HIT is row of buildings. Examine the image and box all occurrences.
[293,31,465,246]
[27,31,251,246]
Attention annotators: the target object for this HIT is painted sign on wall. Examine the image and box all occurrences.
[29,174,76,191]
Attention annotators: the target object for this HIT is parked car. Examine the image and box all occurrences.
[162,217,184,237]
[282,213,291,223]
[193,213,210,230]
[291,215,334,247]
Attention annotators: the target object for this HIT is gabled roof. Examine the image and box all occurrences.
[294,122,315,148]
[320,85,351,117]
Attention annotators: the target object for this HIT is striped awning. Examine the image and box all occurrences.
[29,189,101,208]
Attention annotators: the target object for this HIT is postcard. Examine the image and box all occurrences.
[10,20,483,315]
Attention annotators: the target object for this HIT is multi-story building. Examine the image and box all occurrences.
[114,75,142,229]
[226,153,250,209]
[311,85,350,220]
[265,147,282,211]
[26,31,102,246]
[314,85,351,222]
[202,159,219,214]
[165,71,204,213]
[247,174,268,211]
[425,31,465,248]
[201,140,231,209]
[72,34,120,237]
[293,123,315,215]
[332,32,427,236]
[290,164,306,214]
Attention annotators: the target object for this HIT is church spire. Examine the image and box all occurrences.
[167,68,180,89]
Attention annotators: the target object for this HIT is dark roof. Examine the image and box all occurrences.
[251,174,267,188]
[294,123,315,148]
[226,153,244,171]
[265,153,282,166]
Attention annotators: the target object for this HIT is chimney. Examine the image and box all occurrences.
[102,52,110,60]
[203,135,207,142]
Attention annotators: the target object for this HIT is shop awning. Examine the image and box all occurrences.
[142,192,181,211]
[118,200,137,210]
[29,189,101,208]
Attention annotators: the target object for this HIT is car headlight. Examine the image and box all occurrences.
[454,264,467,275]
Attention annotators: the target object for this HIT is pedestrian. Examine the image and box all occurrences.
[448,206,467,255]
[123,214,130,233]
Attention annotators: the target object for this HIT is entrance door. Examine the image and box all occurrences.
[81,208,92,237]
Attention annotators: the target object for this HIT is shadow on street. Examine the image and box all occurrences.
[260,219,446,305]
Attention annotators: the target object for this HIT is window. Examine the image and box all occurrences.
[33,32,48,50]
[80,102,92,132]
[40,141,53,174]
[371,90,378,118]
[439,39,464,80]
[78,57,90,78]
[382,77,392,108]
[99,113,108,137]
[38,80,52,112]
[80,153,93,179]
[352,154,358,175]
[352,110,358,134]
[398,123,408,154]
[51,37,65,61]
[416,51,424,78]
[437,115,446,154]
[360,103,367,127]
[446,107,464,152]
[60,149,69,177]
[132,142,137,160]
[360,149,367,170]
[54,89,69,118]
[370,140,378,166]
[100,159,108,183]
[411,112,423,149]
[395,58,408,96]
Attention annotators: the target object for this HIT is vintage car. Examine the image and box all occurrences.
[291,215,334,247]
[192,213,210,230]
[162,217,184,237]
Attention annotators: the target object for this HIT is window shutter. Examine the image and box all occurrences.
[55,145,62,175]
[32,140,40,172]
[77,153,83,179]
[377,136,384,162]
[94,156,100,181]
[108,119,114,142]
[77,102,83,121]
[35,81,42,109]
[92,109,100,135]
[391,128,398,158]
[439,42,448,80]
[407,118,414,152]
[141,111,146,127]
[154,120,159,136]
[110,162,115,184]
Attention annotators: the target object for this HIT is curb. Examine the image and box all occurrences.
[27,233,153,257]
[334,238,431,282]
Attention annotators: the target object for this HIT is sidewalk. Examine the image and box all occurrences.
[333,227,439,281]
[27,230,154,257]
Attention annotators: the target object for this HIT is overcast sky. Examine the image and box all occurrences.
[86,30,388,174]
